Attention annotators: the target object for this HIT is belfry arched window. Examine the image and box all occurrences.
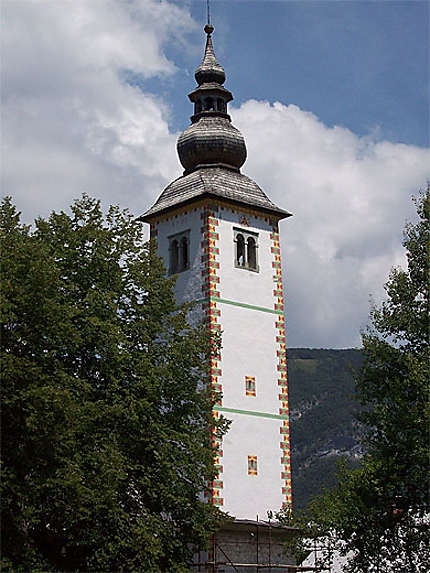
[170,239,179,274]
[236,234,245,267]
[205,97,215,111]
[217,98,226,112]
[247,236,257,270]
[181,236,189,270]
[169,230,190,275]
[234,228,259,272]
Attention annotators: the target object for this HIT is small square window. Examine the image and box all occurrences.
[234,228,259,272]
[248,455,258,476]
[245,376,256,397]
[168,230,190,275]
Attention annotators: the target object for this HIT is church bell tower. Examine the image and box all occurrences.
[142,24,292,520]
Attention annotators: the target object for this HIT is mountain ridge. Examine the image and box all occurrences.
[287,348,364,510]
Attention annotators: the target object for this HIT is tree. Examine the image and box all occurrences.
[281,188,430,572]
[1,195,227,572]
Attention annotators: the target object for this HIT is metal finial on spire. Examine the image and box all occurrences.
[196,17,223,85]
[205,0,214,35]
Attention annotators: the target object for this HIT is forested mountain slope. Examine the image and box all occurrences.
[288,348,364,510]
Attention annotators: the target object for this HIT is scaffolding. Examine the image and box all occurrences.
[190,518,332,573]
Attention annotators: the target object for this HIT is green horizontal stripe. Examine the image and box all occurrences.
[194,296,283,316]
[213,297,283,315]
[214,405,288,420]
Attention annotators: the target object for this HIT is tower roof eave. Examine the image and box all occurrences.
[140,194,291,223]
[140,167,292,222]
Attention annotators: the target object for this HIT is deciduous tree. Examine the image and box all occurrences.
[1,195,226,572]
[282,188,430,573]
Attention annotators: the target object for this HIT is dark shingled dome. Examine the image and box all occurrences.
[177,116,247,173]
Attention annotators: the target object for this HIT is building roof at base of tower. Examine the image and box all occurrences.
[141,166,291,220]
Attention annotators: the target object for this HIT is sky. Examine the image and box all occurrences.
[2,0,429,348]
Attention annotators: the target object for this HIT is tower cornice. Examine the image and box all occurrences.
[140,167,291,223]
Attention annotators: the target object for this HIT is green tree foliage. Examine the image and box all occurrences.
[1,195,227,572]
[282,188,430,572]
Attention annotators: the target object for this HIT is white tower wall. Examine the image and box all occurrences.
[150,199,292,520]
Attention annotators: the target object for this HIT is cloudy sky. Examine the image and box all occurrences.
[2,0,429,348]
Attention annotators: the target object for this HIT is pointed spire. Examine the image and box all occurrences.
[195,25,225,86]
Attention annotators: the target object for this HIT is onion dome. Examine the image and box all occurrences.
[177,25,247,175]
[177,116,246,173]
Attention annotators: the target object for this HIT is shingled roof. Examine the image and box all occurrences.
[141,166,291,220]
[141,25,290,222]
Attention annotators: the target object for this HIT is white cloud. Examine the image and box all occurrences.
[1,0,195,222]
[231,100,430,347]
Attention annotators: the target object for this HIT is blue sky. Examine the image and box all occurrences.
[2,0,429,347]
[150,0,428,145]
